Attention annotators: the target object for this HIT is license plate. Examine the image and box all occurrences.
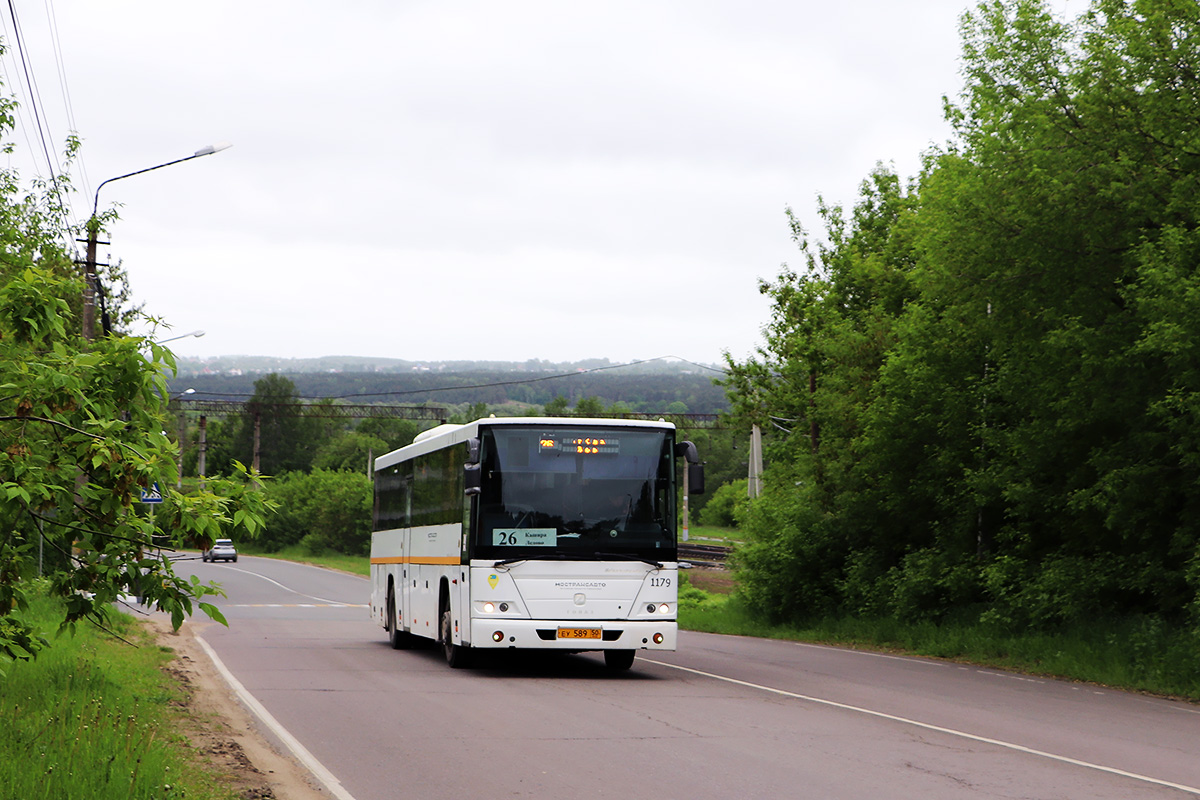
[557,627,602,640]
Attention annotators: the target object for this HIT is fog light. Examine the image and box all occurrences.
[492,631,504,642]
[483,602,495,613]
[653,632,664,644]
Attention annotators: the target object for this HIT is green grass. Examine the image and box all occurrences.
[1,590,241,800]
[237,545,370,576]
[683,524,746,545]
[677,575,1200,701]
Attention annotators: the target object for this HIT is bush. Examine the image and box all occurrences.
[697,479,749,528]
[732,481,845,621]
[259,470,372,555]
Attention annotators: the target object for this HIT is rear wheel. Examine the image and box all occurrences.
[440,605,471,669]
[604,650,636,670]
[386,588,411,649]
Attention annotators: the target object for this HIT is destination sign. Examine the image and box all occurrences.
[538,435,620,455]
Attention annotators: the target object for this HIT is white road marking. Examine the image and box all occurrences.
[195,635,359,800]
[220,565,356,606]
[644,659,1200,796]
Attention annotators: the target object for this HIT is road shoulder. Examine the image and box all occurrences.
[146,615,329,800]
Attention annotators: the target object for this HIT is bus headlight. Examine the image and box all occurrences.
[484,602,495,613]
[647,603,671,615]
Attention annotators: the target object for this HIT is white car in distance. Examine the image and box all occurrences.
[202,539,238,563]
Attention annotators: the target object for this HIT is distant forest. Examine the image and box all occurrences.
[167,367,731,415]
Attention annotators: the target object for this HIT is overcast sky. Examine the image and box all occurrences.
[3,1,991,366]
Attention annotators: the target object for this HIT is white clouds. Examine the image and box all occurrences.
[3,0,974,364]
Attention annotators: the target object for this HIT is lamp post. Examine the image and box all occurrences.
[155,329,206,345]
[83,143,232,341]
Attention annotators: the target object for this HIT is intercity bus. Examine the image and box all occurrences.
[369,417,703,669]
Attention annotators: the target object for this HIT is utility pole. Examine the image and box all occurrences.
[81,220,101,341]
[198,415,207,489]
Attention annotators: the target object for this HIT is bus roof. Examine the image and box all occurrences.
[372,416,677,473]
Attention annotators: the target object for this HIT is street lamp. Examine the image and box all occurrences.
[82,143,232,341]
[155,329,206,345]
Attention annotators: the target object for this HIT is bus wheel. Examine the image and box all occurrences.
[387,588,411,650]
[604,650,636,670]
[440,606,471,669]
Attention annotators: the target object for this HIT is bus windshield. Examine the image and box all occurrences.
[475,425,677,562]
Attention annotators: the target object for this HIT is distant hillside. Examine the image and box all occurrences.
[168,360,731,415]
[174,355,719,377]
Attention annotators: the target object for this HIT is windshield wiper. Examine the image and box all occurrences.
[595,552,664,569]
[493,554,573,568]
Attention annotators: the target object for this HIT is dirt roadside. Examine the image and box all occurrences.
[146,616,331,800]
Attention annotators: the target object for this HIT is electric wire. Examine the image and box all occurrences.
[1,0,82,249]
[42,0,88,203]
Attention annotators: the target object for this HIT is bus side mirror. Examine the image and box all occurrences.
[464,463,481,495]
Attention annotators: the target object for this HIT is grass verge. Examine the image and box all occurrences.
[1,589,241,800]
[237,545,369,576]
[678,573,1200,702]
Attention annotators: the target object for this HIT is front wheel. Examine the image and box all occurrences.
[440,606,471,669]
[604,650,636,670]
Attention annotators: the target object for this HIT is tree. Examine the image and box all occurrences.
[227,374,326,474]
[0,265,273,672]
[356,417,419,452]
[725,0,1200,628]
[313,431,388,472]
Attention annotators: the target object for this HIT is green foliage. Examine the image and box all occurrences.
[257,470,372,555]
[696,478,749,527]
[312,431,388,472]
[724,0,1200,632]
[356,417,419,451]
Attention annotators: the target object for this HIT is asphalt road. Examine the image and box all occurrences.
[175,555,1200,800]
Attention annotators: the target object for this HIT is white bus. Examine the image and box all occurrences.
[369,417,704,669]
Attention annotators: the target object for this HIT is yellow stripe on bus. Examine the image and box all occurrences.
[370,556,462,565]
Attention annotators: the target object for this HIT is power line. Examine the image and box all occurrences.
[2,0,76,245]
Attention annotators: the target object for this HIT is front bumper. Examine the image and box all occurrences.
[467,618,677,650]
